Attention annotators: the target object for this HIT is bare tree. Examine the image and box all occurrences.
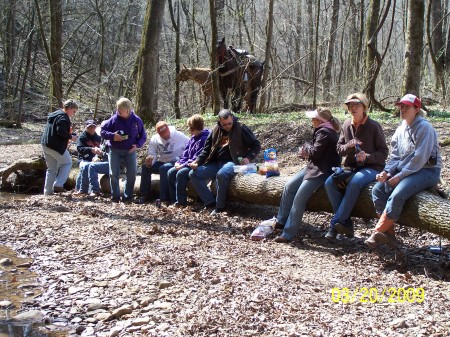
[402,0,425,96]
[169,0,181,118]
[322,0,339,101]
[258,0,274,113]
[135,0,166,125]
[208,0,221,115]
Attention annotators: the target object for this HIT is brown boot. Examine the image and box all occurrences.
[364,231,396,249]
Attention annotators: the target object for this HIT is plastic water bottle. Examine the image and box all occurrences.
[355,144,364,167]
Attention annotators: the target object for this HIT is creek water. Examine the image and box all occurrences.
[0,213,68,337]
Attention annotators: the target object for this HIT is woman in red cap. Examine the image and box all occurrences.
[365,94,442,248]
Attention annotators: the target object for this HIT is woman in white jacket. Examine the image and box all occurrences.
[365,94,442,248]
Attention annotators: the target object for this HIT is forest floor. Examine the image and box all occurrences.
[1,115,450,337]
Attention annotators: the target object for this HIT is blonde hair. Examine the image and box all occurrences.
[187,114,205,131]
[345,92,369,112]
[317,107,341,132]
[116,97,132,112]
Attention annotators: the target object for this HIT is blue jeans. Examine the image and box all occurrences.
[372,167,440,220]
[108,148,137,200]
[42,145,72,195]
[189,161,235,209]
[140,161,175,201]
[88,161,110,193]
[325,167,379,228]
[75,160,90,193]
[277,168,327,240]
[168,166,191,205]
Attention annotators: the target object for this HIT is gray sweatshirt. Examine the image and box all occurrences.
[384,116,442,180]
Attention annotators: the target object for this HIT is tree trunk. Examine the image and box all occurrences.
[402,0,425,96]
[49,0,63,110]
[135,0,166,125]
[169,0,181,118]
[209,0,220,115]
[322,0,339,101]
[257,0,274,114]
[2,161,449,239]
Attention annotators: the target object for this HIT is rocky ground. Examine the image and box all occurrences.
[0,118,450,337]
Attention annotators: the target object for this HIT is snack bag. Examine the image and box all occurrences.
[250,217,276,241]
[264,148,280,178]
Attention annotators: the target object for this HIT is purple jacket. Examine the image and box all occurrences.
[178,129,210,167]
[101,111,147,150]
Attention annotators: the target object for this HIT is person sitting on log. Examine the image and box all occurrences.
[41,99,78,195]
[365,94,442,248]
[167,114,210,208]
[189,109,261,216]
[87,120,111,197]
[73,120,102,196]
[136,121,189,205]
[101,97,147,203]
[324,92,389,240]
[272,108,341,243]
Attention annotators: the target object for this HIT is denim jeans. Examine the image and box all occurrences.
[372,167,440,220]
[108,148,137,200]
[88,161,110,193]
[75,160,90,193]
[42,145,72,195]
[189,161,235,209]
[140,161,175,201]
[168,166,191,205]
[324,167,379,228]
[277,168,327,240]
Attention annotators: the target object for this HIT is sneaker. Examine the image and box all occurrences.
[53,186,67,193]
[210,208,225,216]
[121,196,132,204]
[335,223,354,238]
[274,236,290,243]
[73,190,88,197]
[325,228,337,241]
[193,202,216,213]
[89,191,104,198]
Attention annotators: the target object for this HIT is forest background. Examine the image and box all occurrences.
[1,0,450,126]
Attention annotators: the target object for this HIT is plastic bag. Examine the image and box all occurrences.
[250,217,276,241]
[331,167,356,189]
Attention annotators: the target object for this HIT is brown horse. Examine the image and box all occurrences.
[216,37,264,113]
[176,65,212,113]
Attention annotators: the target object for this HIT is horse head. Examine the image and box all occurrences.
[216,37,228,65]
[176,64,190,82]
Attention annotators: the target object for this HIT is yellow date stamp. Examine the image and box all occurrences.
[331,287,425,304]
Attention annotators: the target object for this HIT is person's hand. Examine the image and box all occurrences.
[128,145,137,153]
[348,138,362,148]
[174,162,183,170]
[113,132,123,142]
[92,147,102,155]
[240,157,250,165]
[189,162,198,169]
[376,171,389,182]
[144,155,154,168]
[355,151,367,163]
[71,134,77,142]
[388,175,401,187]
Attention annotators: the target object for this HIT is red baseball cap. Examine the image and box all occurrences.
[395,94,421,108]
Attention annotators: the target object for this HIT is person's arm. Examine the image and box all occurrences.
[100,119,116,141]
[193,131,213,166]
[306,129,332,161]
[363,122,389,165]
[135,118,147,148]
[241,125,261,161]
[55,116,72,140]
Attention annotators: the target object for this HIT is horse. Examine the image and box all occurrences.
[216,37,264,113]
[176,65,212,113]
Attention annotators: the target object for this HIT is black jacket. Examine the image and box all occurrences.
[41,110,72,155]
[76,130,101,163]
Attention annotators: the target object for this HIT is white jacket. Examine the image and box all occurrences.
[147,126,189,163]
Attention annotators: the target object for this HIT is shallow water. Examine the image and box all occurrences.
[0,245,67,336]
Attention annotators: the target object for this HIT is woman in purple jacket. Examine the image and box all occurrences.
[167,114,210,207]
[101,98,147,203]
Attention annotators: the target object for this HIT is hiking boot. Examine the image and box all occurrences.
[111,197,120,203]
[335,223,354,238]
[192,202,216,213]
[325,228,337,241]
[364,231,396,249]
[53,186,67,193]
[89,191,104,198]
[274,222,285,230]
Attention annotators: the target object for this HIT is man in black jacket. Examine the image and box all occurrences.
[41,99,78,195]
[189,109,261,215]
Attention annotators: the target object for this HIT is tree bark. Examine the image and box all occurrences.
[402,0,425,96]
[209,0,220,115]
[135,0,166,125]
[322,0,339,101]
[49,0,63,110]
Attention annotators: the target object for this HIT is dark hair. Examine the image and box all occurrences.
[63,99,78,109]
[218,109,233,120]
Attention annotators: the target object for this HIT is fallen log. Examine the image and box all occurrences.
[1,158,450,239]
